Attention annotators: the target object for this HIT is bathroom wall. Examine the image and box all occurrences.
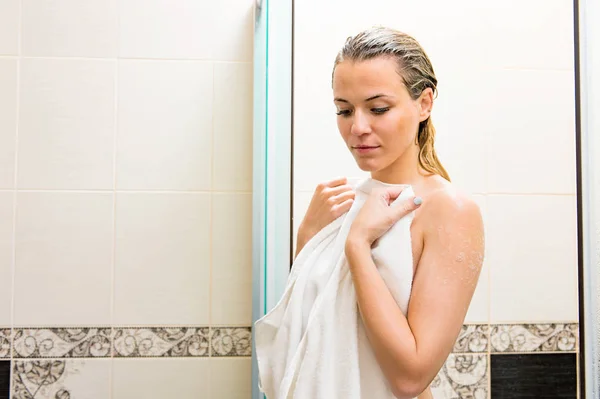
[0,0,254,398]
[292,1,579,398]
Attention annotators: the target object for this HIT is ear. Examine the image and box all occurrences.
[417,87,434,122]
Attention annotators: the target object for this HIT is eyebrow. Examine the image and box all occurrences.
[334,94,391,103]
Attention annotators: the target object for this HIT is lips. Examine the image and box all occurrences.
[352,145,380,154]
[352,145,380,150]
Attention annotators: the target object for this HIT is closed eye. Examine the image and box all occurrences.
[372,107,390,115]
[336,109,352,117]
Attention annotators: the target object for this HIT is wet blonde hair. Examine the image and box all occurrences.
[333,26,450,181]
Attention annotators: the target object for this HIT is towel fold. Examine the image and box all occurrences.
[255,177,416,399]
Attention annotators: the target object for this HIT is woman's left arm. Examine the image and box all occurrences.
[345,188,484,399]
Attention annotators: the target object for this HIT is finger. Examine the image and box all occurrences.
[323,176,347,188]
[390,196,423,219]
[325,184,354,197]
[330,189,355,204]
[331,198,354,218]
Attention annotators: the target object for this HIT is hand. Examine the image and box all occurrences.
[347,186,422,247]
[298,177,355,244]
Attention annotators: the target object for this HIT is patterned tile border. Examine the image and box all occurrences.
[453,324,489,353]
[8,327,252,359]
[211,327,252,357]
[0,329,11,358]
[431,354,488,398]
[4,323,579,360]
[113,327,210,358]
[13,328,111,358]
[490,323,578,353]
[12,359,87,399]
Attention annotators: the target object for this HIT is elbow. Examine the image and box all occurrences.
[391,377,430,399]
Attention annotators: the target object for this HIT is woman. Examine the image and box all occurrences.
[295,27,485,398]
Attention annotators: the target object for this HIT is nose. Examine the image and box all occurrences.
[350,111,372,136]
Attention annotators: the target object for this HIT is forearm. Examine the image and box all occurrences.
[345,240,429,396]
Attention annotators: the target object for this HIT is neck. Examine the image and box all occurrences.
[370,145,427,186]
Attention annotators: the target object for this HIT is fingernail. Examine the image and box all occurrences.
[413,197,423,206]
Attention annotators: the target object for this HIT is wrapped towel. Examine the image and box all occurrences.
[255,177,416,399]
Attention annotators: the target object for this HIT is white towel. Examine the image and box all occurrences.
[254,177,416,399]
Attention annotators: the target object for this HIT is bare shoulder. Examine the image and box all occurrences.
[420,183,483,226]
[414,179,485,273]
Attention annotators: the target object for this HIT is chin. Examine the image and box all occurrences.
[355,159,383,173]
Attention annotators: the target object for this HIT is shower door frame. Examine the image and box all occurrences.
[576,0,600,397]
[251,0,600,397]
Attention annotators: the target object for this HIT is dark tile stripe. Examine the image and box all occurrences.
[0,361,9,399]
[490,353,577,398]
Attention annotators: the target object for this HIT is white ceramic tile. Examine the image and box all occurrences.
[484,0,574,70]
[0,0,19,55]
[488,195,579,322]
[114,193,210,325]
[13,192,113,325]
[116,60,212,190]
[486,69,576,194]
[433,66,489,195]
[212,0,253,62]
[0,59,17,189]
[211,193,252,325]
[13,359,111,399]
[213,62,253,191]
[0,192,13,326]
[209,358,251,399]
[119,0,214,59]
[18,59,115,190]
[21,0,117,57]
[464,195,489,324]
[112,358,209,399]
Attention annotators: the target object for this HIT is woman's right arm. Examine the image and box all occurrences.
[294,177,355,258]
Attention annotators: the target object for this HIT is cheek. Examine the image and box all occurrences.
[337,118,351,141]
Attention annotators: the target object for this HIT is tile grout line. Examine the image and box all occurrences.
[2,189,254,194]
[2,55,252,64]
[108,36,120,399]
[209,61,216,360]
[9,0,24,395]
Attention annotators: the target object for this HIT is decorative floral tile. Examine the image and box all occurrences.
[13,328,111,358]
[430,354,488,399]
[12,360,110,399]
[113,327,210,357]
[211,327,251,357]
[490,323,578,353]
[0,329,11,358]
[454,325,489,353]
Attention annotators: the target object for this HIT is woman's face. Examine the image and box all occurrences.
[332,56,432,178]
